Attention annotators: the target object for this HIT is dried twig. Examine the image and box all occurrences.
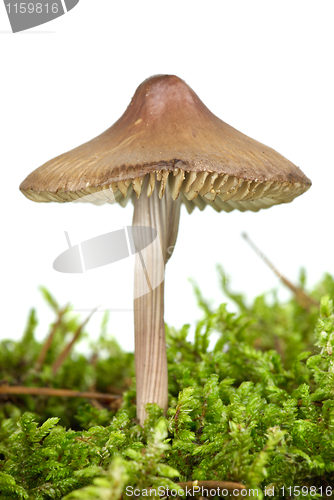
[52,309,96,375]
[0,385,121,401]
[242,232,319,310]
[35,304,69,370]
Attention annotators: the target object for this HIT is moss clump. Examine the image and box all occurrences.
[1,273,334,499]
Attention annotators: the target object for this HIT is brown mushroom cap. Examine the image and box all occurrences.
[20,74,311,213]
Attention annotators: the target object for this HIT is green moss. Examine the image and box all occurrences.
[1,274,334,498]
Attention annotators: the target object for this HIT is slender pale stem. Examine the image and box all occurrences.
[132,182,181,425]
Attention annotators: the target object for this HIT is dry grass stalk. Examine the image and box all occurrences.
[242,232,319,310]
[0,385,121,401]
[35,304,69,370]
[52,309,96,375]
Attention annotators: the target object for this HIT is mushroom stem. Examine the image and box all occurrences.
[132,181,181,425]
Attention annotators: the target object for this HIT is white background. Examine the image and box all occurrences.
[1,1,333,351]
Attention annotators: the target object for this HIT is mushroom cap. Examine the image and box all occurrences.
[20,74,311,213]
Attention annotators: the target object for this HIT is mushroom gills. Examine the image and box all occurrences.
[21,170,307,213]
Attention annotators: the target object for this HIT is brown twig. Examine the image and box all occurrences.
[242,232,319,310]
[0,385,121,401]
[52,309,96,375]
[35,304,69,370]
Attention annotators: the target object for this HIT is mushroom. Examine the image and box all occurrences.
[20,74,311,425]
